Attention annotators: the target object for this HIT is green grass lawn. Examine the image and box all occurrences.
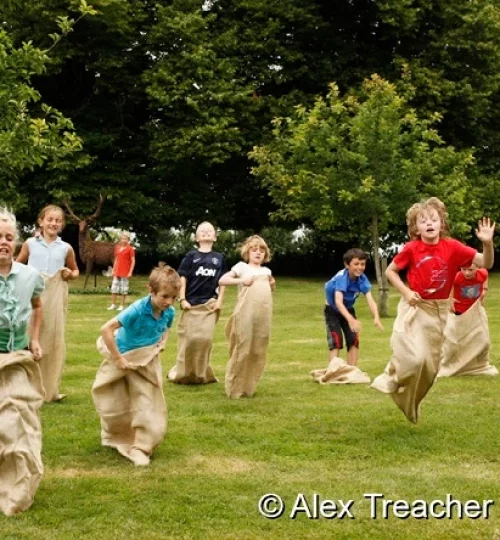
[2,274,500,539]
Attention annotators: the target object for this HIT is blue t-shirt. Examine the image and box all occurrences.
[325,269,371,311]
[27,236,69,275]
[115,295,175,353]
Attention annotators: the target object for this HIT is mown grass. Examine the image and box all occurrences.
[2,275,500,539]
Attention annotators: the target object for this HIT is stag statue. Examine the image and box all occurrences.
[64,195,115,289]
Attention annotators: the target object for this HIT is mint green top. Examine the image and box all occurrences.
[0,262,45,352]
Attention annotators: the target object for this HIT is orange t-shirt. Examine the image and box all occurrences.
[114,245,135,277]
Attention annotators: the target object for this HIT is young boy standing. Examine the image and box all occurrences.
[168,221,225,384]
[93,263,180,466]
[108,232,135,311]
[371,197,495,422]
[438,263,496,378]
[323,248,383,367]
[452,263,488,315]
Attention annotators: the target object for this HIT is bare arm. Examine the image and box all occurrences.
[29,297,43,360]
[386,262,421,306]
[219,270,253,287]
[178,276,192,310]
[480,277,489,304]
[334,291,360,333]
[213,284,226,311]
[128,254,135,278]
[269,275,276,291]
[16,241,29,263]
[61,246,80,281]
[473,217,495,269]
[101,317,129,370]
[364,291,384,330]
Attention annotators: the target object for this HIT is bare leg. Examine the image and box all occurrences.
[329,348,340,362]
[347,346,359,366]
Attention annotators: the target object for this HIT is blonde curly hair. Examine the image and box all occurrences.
[240,235,271,263]
[406,197,450,240]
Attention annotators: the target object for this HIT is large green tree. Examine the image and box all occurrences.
[2,0,499,240]
[0,16,87,211]
[251,75,474,314]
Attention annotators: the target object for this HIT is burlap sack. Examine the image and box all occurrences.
[0,350,44,516]
[167,299,218,384]
[92,337,167,463]
[371,298,448,423]
[311,357,371,384]
[38,270,68,402]
[438,301,498,377]
[225,275,272,398]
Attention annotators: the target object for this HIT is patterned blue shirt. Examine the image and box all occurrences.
[325,269,371,311]
[115,295,175,353]
[0,262,45,351]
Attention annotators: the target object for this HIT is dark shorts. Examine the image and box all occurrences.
[324,305,359,351]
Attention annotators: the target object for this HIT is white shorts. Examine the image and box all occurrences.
[111,277,129,295]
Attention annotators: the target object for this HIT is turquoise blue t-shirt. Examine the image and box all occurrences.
[115,295,175,353]
[325,269,371,311]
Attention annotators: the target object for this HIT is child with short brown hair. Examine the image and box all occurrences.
[92,263,180,466]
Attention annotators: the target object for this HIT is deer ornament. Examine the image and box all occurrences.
[64,195,115,288]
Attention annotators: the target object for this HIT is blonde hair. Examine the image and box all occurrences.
[406,197,450,240]
[38,204,65,228]
[240,235,271,263]
[149,262,181,295]
[195,221,216,240]
[0,207,18,239]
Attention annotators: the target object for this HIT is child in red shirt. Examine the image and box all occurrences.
[452,264,488,315]
[108,233,135,311]
[371,197,495,423]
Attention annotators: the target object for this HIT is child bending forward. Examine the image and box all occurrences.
[219,235,275,398]
[92,264,180,466]
[310,248,382,385]
[371,198,494,423]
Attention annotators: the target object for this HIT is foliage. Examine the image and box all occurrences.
[0,27,86,210]
[251,74,476,314]
[251,75,474,245]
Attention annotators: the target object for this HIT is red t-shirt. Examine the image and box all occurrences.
[393,238,476,299]
[114,245,135,277]
[453,268,488,313]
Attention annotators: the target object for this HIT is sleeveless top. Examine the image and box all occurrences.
[27,236,69,275]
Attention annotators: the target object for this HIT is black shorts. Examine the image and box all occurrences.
[324,305,359,351]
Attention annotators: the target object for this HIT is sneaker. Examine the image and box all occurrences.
[128,449,150,466]
[117,305,125,311]
[107,304,116,310]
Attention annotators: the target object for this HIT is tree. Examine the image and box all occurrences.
[0,0,101,213]
[0,29,85,210]
[251,75,474,315]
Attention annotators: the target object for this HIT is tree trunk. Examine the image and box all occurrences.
[371,216,389,317]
